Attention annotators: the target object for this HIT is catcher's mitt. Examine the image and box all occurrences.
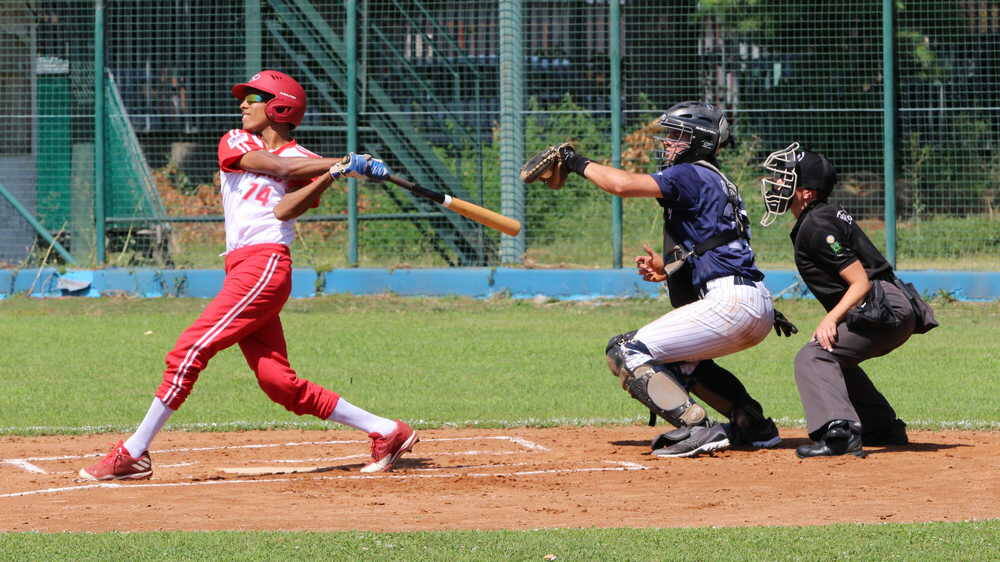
[520,142,572,189]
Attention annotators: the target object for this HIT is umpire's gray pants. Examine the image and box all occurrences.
[794,281,916,436]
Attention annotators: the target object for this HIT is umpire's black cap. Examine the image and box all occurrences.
[796,151,838,200]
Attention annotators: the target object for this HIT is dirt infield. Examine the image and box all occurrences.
[1,426,997,533]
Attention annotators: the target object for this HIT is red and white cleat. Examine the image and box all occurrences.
[78,440,153,481]
[360,420,418,473]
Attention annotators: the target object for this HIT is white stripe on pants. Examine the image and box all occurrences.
[625,276,774,371]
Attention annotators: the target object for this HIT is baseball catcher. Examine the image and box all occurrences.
[526,101,790,458]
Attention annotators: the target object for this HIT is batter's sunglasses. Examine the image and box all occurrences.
[243,93,273,104]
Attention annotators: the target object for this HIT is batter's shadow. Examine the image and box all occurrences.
[359,457,434,470]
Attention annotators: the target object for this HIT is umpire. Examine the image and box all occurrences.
[758,142,936,458]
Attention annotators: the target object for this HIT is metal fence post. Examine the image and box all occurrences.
[883,0,897,267]
[245,0,261,77]
[346,0,359,265]
[609,0,623,269]
[499,0,524,264]
[94,0,106,264]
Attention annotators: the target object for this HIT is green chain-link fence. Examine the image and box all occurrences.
[2,0,997,270]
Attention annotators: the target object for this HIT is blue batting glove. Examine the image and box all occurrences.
[344,152,369,177]
[365,157,392,180]
[329,153,366,179]
[330,153,392,180]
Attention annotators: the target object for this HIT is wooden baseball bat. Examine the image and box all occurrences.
[385,175,522,236]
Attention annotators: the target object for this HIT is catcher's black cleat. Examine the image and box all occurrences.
[652,420,730,458]
[650,426,691,451]
[862,419,908,446]
[726,417,781,449]
[796,420,866,459]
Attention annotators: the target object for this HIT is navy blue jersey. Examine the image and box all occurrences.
[650,163,764,288]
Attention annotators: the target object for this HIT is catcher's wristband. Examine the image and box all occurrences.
[563,152,592,175]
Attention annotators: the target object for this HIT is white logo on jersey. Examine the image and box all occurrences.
[227,130,251,149]
[836,209,854,224]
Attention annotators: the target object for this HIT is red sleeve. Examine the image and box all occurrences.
[217,129,265,172]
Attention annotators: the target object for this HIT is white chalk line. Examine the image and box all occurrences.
[30,451,529,476]
[2,460,46,474]
[412,461,534,472]
[265,450,520,463]
[1,435,546,467]
[43,461,198,477]
[0,461,649,498]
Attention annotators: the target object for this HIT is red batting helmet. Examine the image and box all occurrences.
[231,70,307,127]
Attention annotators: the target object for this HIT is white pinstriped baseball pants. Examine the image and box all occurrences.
[624,276,774,373]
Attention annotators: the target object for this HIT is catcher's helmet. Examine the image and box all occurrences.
[654,101,731,167]
[231,70,307,127]
[759,142,838,226]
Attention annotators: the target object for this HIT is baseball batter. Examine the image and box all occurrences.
[527,102,781,457]
[80,70,417,480]
[759,142,935,458]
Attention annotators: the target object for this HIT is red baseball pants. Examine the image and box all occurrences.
[155,244,339,417]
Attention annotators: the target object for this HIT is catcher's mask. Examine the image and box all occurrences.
[759,142,838,226]
[654,101,730,167]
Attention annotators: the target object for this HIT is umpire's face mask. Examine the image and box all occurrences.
[759,142,801,227]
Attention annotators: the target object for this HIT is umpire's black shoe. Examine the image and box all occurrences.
[796,420,866,459]
[863,419,908,446]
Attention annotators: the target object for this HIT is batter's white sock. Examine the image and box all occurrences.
[327,398,397,436]
[123,397,174,458]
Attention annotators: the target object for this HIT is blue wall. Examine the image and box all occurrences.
[1,268,998,301]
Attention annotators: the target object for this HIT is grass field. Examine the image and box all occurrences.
[1,521,997,560]
[2,295,997,433]
[1,294,997,558]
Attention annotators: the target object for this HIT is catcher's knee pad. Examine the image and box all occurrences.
[604,330,638,380]
[623,363,706,428]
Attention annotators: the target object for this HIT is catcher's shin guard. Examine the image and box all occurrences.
[604,336,705,427]
[624,363,707,427]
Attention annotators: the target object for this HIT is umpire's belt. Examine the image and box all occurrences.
[698,274,758,298]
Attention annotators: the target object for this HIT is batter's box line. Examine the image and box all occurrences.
[0,435,548,474]
[256,450,524,463]
[0,461,648,498]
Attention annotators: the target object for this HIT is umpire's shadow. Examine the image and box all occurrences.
[861,441,971,456]
[765,437,971,455]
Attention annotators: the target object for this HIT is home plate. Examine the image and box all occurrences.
[219,465,336,476]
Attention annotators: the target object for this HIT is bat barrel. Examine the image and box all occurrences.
[443,196,521,236]
[386,176,521,236]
